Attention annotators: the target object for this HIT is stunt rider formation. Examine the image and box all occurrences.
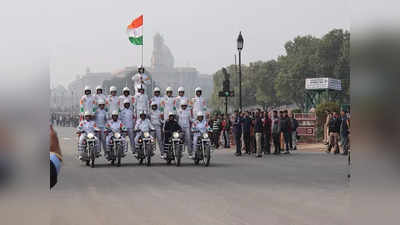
[77,76,212,167]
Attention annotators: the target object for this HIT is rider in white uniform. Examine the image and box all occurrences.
[132,72,151,93]
[150,87,162,110]
[119,99,136,154]
[191,112,210,152]
[94,99,107,154]
[175,87,188,111]
[107,86,120,117]
[77,111,100,158]
[160,87,176,120]
[94,85,107,108]
[105,111,128,158]
[134,85,149,119]
[119,87,135,111]
[190,87,208,118]
[177,100,193,158]
[150,102,164,154]
[80,86,96,120]
[134,111,155,153]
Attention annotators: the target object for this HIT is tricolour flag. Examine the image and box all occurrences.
[127,15,143,45]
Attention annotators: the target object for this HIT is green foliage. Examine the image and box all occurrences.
[211,29,350,111]
[291,108,302,114]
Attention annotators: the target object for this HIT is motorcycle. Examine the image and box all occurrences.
[135,130,155,166]
[77,131,98,168]
[107,131,126,167]
[193,131,212,167]
[164,131,184,166]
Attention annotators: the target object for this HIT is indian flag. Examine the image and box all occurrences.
[127,15,143,45]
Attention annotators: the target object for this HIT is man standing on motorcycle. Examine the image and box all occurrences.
[192,112,210,153]
[80,86,96,120]
[77,111,100,159]
[175,87,188,111]
[105,111,128,158]
[160,87,176,120]
[150,87,162,109]
[107,86,120,117]
[134,111,155,156]
[95,99,108,155]
[163,112,182,159]
[190,87,208,119]
[119,87,135,111]
[150,102,164,155]
[177,100,193,158]
[120,99,136,155]
[134,85,149,119]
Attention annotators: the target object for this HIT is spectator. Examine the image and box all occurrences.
[340,110,350,155]
[289,112,299,150]
[222,114,231,148]
[242,112,252,155]
[280,110,291,154]
[263,111,272,154]
[271,110,281,154]
[254,110,263,157]
[324,111,332,145]
[211,114,222,149]
[232,110,243,156]
[327,111,341,154]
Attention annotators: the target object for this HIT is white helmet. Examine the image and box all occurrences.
[123,99,130,104]
[111,110,119,116]
[178,87,185,92]
[195,87,202,93]
[110,86,117,92]
[97,99,105,105]
[139,110,146,116]
[84,111,92,116]
[168,112,175,116]
[84,86,91,91]
[197,111,204,117]
[122,87,130,92]
[95,85,103,91]
[153,87,161,92]
[166,87,173,93]
[180,100,188,106]
[151,102,158,106]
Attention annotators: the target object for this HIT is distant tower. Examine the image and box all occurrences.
[151,33,174,69]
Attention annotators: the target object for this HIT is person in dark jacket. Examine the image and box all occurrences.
[254,111,263,157]
[271,110,281,154]
[340,110,350,155]
[232,110,243,156]
[212,115,222,149]
[263,111,272,154]
[327,111,341,154]
[222,114,231,148]
[289,112,299,150]
[163,113,182,155]
[242,112,252,155]
[280,110,291,154]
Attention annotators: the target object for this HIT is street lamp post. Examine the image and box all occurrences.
[237,32,244,112]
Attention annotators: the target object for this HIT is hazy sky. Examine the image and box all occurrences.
[49,0,349,86]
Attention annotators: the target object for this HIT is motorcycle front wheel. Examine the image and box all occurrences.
[146,145,152,167]
[175,145,181,167]
[204,145,211,167]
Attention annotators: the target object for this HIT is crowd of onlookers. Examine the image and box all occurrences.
[51,112,80,127]
[208,108,350,157]
[208,109,300,157]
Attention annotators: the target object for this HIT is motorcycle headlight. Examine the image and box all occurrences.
[173,132,180,139]
[114,132,121,139]
[138,138,143,143]
[87,133,95,139]
[202,133,209,139]
[144,132,150,138]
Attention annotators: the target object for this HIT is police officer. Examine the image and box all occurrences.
[134,85,149,119]
[177,100,193,158]
[150,87,162,109]
[94,99,108,155]
[79,86,96,120]
[120,99,136,154]
[190,87,208,118]
[107,86,120,117]
[160,87,176,120]
[175,87,188,111]
[150,102,164,155]
[119,87,135,111]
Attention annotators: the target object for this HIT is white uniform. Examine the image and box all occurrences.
[134,118,155,145]
[132,73,151,93]
[134,93,149,119]
[119,95,135,111]
[150,108,164,153]
[94,94,107,107]
[94,108,107,153]
[150,96,162,110]
[190,96,208,118]
[177,108,193,155]
[77,120,99,154]
[175,96,189,111]
[80,95,96,117]
[160,96,176,120]
[120,108,135,152]
[107,95,120,116]
[105,119,128,153]
[191,119,209,151]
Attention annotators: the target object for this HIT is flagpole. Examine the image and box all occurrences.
[141,15,144,67]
